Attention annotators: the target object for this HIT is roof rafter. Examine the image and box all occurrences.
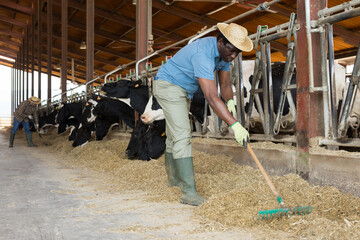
[0,0,35,15]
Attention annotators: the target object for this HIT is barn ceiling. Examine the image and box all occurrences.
[0,0,359,85]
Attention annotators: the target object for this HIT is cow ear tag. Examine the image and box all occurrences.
[135,84,139,88]
[97,96,101,100]
[161,132,166,137]
[86,102,89,106]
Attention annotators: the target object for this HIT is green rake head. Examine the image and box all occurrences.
[258,206,313,220]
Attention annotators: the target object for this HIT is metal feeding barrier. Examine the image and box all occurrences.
[313,0,360,146]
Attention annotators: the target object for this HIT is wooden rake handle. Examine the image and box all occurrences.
[247,144,280,198]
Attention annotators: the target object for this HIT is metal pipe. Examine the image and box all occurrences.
[317,6,360,25]
[259,31,288,43]
[236,53,246,126]
[305,0,315,93]
[273,44,294,134]
[318,0,360,18]
[41,72,104,105]
[261,42,270,136]
[224,0,284,25]
[104,61,136,83]
[248,22,290,40]
[188,25,218,44]
[326,24,338,139]
[338,45,360,136]
[265,41,274,135]
[320,26,330,138]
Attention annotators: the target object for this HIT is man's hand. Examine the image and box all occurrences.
[226,99,237,119]
[231,122,250,148]
[28,115,33,120]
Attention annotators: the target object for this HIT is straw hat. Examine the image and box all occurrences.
[217,23,253,52]
[29,96,41,104]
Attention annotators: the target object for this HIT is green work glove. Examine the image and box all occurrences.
[231,122,250,148]
[226,99,237,119]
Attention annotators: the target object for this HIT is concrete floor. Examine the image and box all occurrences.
[0,130,270,240]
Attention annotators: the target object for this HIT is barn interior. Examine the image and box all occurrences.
[1,0,360,239]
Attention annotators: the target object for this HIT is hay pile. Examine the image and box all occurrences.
[38,128,359,239]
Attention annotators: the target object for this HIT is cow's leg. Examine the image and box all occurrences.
[153,80,206,206]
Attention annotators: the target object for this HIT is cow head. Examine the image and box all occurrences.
[141,95,165,124]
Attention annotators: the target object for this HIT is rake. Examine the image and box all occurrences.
[30,118,49,146]
[247,144,313,220]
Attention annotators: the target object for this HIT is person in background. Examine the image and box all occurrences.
[9,96,41,148]
[153,22,253,206]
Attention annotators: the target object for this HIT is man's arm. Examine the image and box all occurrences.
[199,75,250,148]
[198,77,236,127]
[218,70,234,103]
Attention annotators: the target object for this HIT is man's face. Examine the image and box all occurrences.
[218,39,241,62]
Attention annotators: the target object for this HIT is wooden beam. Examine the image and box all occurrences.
[332,25,360,47]
[0,0,35,15]
[50,31,134,61]
[0,28,23,38]
[51,0,185,43]
[0,50,16,58]
[0,37,21,47]
[152,0,217,26]
[0,14,29,28]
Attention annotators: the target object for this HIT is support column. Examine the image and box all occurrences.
[86,0,94,93]
[17,57,20,106]
[61,0,68,101]
[16,58,18,107]
[135,0,149,123]
[136,0,148,75]
[31,13,35,97]
[296,0,327,179]
[26,28,29,99]
[47,0,52,107]
[11,67,13,116]
[38,0,42,100]
[22,44,25,101]
[14,60,17,110]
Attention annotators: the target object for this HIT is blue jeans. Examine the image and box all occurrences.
[11,117,30,134]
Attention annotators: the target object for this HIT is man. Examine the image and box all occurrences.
[153,22,253,206]
[9,96,41,148]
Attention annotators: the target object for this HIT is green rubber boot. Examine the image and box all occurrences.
[174,157,206,206]
[165,152,178,187]
[26,133,38,147]
[9,133,15,148]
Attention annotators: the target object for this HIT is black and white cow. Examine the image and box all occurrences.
[126,120,166,161]
[72,95,135,147]
[101,79,143,98]
[56,101,84,140]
